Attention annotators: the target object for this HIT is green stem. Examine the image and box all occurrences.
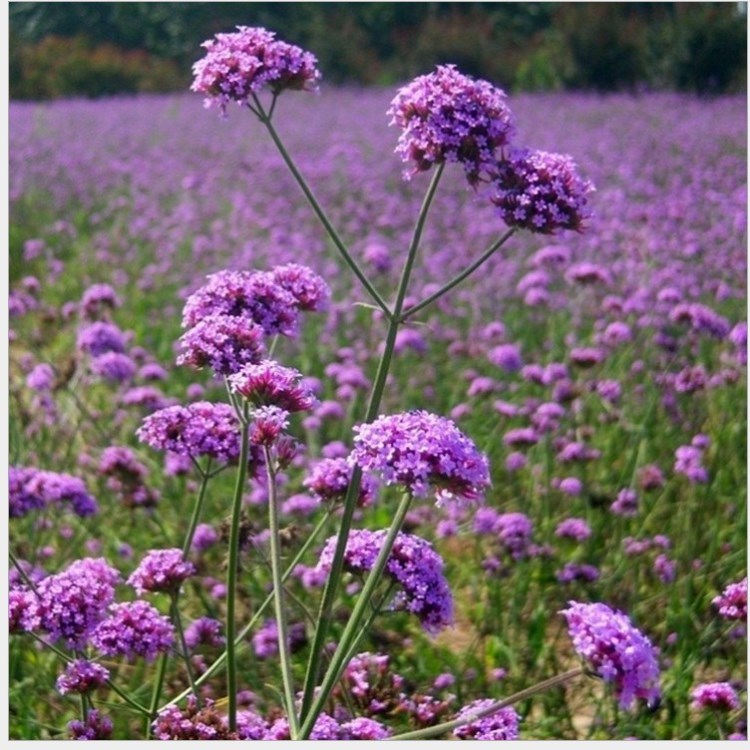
[146,653,168,736]
[160,509,332,712]
[385,667,585,741]
[299,164,445,721]
[182,463,212,556]
[226,402,251,732]
[251,95,392,319]
[400,227,516,321]
[299,491,414,739]
[264,444,300,738]
[171,594,201,707]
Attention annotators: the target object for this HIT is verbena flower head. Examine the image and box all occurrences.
[76,321,127,357]
[561,601,661,710]
[491,148,594,234]
[452,700,520,740]
[80,283,120,319]
[177,314,265,376]
[691,682,741,712]
[349,410,490,504]
[32,558,120,649]
[92,600,174,661]
[184,617,225,649]
[228,360,317,412]
[336,651,405,716]
[192,26,321,115]
[9,466,45,517]
[153,697,241,740]
[304,456,378,507]
[127,548,196,595]
[271,263,331,311]
[24,470,99,517]
[317,528,453,633]
[249,405,290,446]
[68,710,113,740]
[90,351,137,383]
[388,64,515,184]
[181,269,299,336]
[341,717,392,740]
[713,578,747,621]
[137,401,249,465]
[56,660,110,695]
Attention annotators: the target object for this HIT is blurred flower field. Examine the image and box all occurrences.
[8,78,747,740]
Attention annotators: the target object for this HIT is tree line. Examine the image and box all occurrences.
[9,2,747,99]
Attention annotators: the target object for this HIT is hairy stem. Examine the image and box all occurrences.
[264,445,300,737]
[299,491,413,739]
[299,164,445,720]
[400,227,516,321]
[225,402,250,732]
[251,95,392,318]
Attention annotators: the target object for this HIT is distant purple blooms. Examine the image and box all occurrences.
[691,682,741,712]
[555,517,592,541]
[713,578,747,621]
[90,351,137,383]
[127,548,195,595]
[453,700,521,740]
[350,410,490,504]
[11,468,98,517]
[76,322,127,357]
[490,148,593,234]
[92,600,174,661]
[192,26,321,114]
[304,457,378,507]
[317,529,453,633]
[184,617,224,649]
[388,64,514,184]
[561,601,661,710]
[271,262,331,311]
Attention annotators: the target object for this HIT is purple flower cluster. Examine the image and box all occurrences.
[304,456,378,507]
[56,659,110,695]
[490,148,594,234]
[127,548,196,595]
[272,262,331,311]
[228,360,317,412]
[99,445,159,508]
[181,269,300,335]
[713,578,747,621]
[452,700,521,740]
[192,26,321,115]
[387,64,514,183]
[137,401,246,464]
[177,313,265,376]
[89,351,137,383]
[316,528,453,633]
[691,682,741,712]
[674,441,709,484]
[561,601,661,710]
[76,321,127,357]
[29,558,120,649]
[349,410,490,504]
[10,468,99,518]
[91,600,174,661]
[80,283,120,319]
[184,616,224,649]
[338,651,405,716]
[251,618,307,659]
[68,710,113,740]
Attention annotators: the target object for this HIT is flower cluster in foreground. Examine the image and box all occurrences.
[349,410,490,504]
[561,601,661,710]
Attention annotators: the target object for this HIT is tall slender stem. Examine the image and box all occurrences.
[182,463,212,556]
[146,653,168,736]
[298,491,413,739]
[299,164,445,720]
[225,402,251,732]
[264,444,300,738]
[160,510,332,711]
[385,667,585,741]
[251,95,392,319]
[400,227,516,321]
[171,594,200,707]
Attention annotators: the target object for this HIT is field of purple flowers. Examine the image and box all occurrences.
[9,59,747,741]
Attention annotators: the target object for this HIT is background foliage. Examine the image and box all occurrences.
[9,1,747,99]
